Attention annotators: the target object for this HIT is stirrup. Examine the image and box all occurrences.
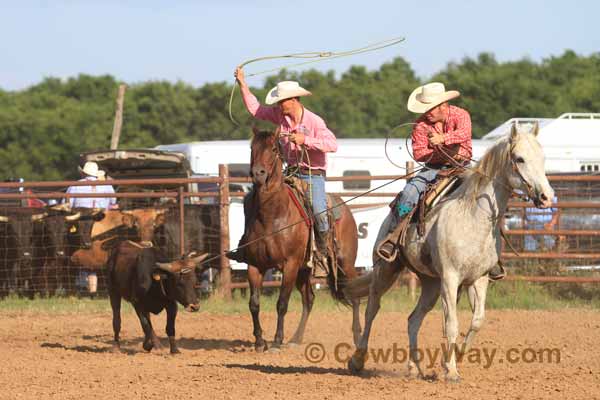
[376,240,398,263]
[488,263,506,281]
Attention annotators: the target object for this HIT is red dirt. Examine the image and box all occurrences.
[0,309,598,399]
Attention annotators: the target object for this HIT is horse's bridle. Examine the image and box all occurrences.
[251,132,285,191]
[509,141,537,202]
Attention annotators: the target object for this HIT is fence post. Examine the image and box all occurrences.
[218,164,232,299]
[178,186,185,257]
[406,161,418,301]
[110,84,127,150]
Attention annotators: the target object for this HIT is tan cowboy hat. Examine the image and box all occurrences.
[78,161,100,177]
[265,81,312,105]
[407,82,460,114]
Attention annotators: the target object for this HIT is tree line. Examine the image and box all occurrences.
[0,50,598,181]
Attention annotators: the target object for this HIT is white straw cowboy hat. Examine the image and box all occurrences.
[265,81,312,105]
[407,82,460,114]
[78,161,101,177]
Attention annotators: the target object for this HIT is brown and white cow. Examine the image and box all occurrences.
[70,208,167,269]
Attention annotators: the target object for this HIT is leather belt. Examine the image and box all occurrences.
[424,163,447,170]
[298,168,326,176]
[425,161,469,170]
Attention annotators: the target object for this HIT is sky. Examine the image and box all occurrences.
[1,0,598,91]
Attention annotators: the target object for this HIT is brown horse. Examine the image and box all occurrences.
[230,128,361,352]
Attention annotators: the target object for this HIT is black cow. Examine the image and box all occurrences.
[0,214,18,297]
[26,206,107,296]
[32,207,98,295]
[107,240,207,354]
[0,208,48,297]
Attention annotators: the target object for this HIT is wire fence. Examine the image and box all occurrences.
[0,170,598,299]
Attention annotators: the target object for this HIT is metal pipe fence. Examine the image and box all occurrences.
[0,168,598,298]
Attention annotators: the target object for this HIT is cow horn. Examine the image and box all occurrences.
[31,212,48,222]
[50,203,71,212]
[190,253,209,265]
[65,212,81,221]
[155,262,173,272]
[0,216,8,222]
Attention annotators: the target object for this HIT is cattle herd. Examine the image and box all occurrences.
[0,204,211,351]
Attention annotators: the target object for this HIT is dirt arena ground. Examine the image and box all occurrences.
[0,308,599,400]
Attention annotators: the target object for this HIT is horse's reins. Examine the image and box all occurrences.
[433,138,539,257]
[196,165,426,268]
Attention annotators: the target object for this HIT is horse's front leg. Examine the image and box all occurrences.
[351,298,362,348]
[407,274,440,379]
[248,265,267,352]
[349,259,400,374]
[463,275,489,353]
[440,273,461,383]
[272,261,299,350]
[289,268,314,345]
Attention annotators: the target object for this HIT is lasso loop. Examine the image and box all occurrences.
[229,36,406,126]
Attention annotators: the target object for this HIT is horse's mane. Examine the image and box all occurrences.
[454,136,512,203]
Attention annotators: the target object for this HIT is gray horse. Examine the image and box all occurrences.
[345,122,554,382]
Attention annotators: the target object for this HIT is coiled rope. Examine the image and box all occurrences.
[228,36,406,125]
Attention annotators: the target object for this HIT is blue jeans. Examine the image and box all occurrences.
[396,167,440,216]
[298,174,329,232]
[524,221,556,251]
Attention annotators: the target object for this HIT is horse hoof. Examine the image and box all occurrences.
[110,345,122,354]
[255,342,268,353]
[142,341,153,352]
[170,347,181,355]
[267,346,282,354]
[445,374,461,384]
[406,369,422,380]
[348,356,364,374]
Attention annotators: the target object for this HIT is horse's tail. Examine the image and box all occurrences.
[343,271,373,301]
[326,270,353,307]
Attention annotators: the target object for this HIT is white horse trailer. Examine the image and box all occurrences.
[156,113,600,271]
[156,138,414,271]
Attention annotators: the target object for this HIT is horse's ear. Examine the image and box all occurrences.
[510,121,518,143]
[251,125,261,137]
[531,121,539,137]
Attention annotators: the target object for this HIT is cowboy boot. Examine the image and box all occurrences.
[226,235,247,263]
[376,208,411,262]
[226,248,245,263]
[313,231,330,278]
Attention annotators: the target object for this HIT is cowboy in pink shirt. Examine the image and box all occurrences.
[234,67,336,261]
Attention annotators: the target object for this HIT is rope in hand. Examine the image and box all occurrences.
[228,36,406,126]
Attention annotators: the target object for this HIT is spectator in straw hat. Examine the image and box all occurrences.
[232,67,337,275]
[65,161,117,210]
[65,161,117,295]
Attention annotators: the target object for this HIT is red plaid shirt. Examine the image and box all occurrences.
[411,105,472,165]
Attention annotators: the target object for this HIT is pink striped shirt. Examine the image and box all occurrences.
[240,86,337,171]
[411,105,472,164]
